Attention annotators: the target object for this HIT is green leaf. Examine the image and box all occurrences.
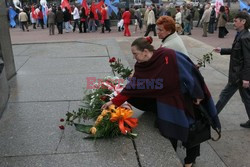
[74,123,92,134]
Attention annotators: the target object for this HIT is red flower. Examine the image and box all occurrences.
[60,118,64,122]
[100,95,107,101]
[59,125,65,130]
[109,57,116,63]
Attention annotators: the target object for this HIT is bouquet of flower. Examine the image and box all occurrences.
[59,57,137,139]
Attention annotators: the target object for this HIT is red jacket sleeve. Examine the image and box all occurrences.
[111,94,129,106]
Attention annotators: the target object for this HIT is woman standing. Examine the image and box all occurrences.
[156,16,189,56]
[217,6,228,38]
[102,37,221,167]
[122,8,131,37]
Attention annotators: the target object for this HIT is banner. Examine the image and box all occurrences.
[239,0,250,13]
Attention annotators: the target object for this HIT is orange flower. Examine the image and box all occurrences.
[110,107,138,134]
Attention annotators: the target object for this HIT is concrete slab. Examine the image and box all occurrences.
[12,45,32,56]
[16,57,111,75]
[134,111,182,167]
[8,73,113,102]
[0,151,138,167]
[14,55,30,71]
[14,42,108,57]
[209,130,250,167]
[0,102,68,157]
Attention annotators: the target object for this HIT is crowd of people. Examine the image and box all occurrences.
[8,1,248,39]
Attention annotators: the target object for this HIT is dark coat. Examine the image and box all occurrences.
[221,29,250,83]
[47,11,55,24]
[55,10,64,23]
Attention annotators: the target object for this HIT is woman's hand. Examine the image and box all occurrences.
[193,98,203,105]
[101,101,113,109]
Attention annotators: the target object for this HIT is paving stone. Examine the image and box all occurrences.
[16,57,111,75]
[0,150,138,167]
[8,73,113,102]
[0,102,68,157]
[15,42,108,57]
[14,55,30,71]
[209,130,250,167]
[134,111,182,167]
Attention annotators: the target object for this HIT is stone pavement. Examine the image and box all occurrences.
[0,25,250,167]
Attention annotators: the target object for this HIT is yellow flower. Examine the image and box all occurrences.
[95,115,103,126]
[90,127,97,135]
[101,109,110,116]
[109,104,116,111]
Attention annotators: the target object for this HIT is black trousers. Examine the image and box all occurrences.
[57,22,63,34]
[216,82,250,118]
[169,137,200,164]
[73,19,81,32]
[218,27,228,38]
[80,20,87,33]
[144,24,157,36]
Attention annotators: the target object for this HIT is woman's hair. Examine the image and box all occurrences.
[235,11,250,29]
[131,37,154,52]
[219,6,225,12]
[156,16,176,33]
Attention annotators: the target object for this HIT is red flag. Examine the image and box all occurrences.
[61,0,72,13]
[94,0,104,12]
[82,0,89,15]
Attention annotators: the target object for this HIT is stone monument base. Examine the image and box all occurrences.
[0,66,9,118]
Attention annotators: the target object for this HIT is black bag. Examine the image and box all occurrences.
[184,105,220,149]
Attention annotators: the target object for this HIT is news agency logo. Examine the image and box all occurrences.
[86,77,163,90]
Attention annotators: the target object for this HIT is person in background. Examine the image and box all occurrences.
[104,4,111,32]
[156,16,189,56]
[47,8,55,35]
[55,6,64,34]
[196,4,204,27]
[200,3,211,37]
[80,7,87,33]
[37,6,44,29]
[102,36,221,167]
[175,8,183,34]
[217,6,228,38]
[208,5,216,33]
[214,12,250,128]
[18,9,29,32]
[144,7,150,29]
[122,7,131,36]
[181,5,192,35]
[144,6,157,36]
[88,6,96,32]
[30,7,37,29]
[63,7,72,33]
[71,4,81,33]
[134,6,143,33]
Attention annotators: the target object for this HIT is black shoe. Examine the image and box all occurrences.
[240,120,250,128]
[187,33,192,35]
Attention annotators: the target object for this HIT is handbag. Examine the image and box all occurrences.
[184,105,221,149]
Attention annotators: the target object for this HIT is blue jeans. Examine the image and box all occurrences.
[184,22,191,34]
